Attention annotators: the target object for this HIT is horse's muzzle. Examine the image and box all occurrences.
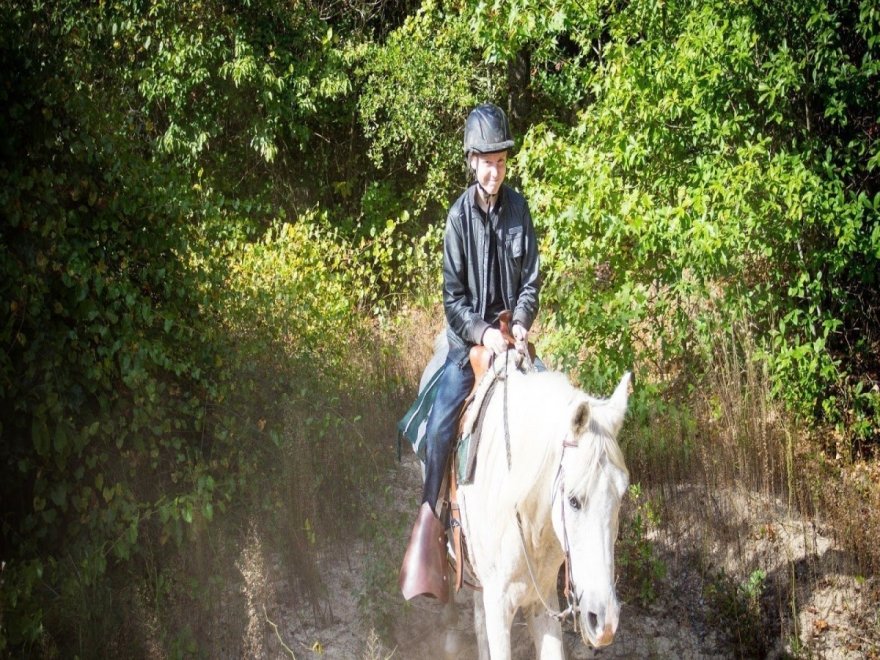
[594,622,616,647]
[582,597,620,648]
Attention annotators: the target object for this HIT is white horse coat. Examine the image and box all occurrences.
[419,344,630,660]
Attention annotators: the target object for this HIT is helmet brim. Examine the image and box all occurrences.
[465,140,515,154]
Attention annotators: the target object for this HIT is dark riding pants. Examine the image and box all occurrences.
[422,352,474,513]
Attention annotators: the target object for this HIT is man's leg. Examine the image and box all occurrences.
[422,355,475,512]
[399,352,473,602]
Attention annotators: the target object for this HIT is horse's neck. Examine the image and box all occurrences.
[505,372,569,502]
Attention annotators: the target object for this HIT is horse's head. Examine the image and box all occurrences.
[551,372,630,648]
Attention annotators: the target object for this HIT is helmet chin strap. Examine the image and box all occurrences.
[469,151,499,211]
[475,181,498,211]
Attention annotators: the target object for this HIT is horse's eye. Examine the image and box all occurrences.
[568,496,581,510]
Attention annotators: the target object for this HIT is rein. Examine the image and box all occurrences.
[491,346,527,469]
[503,350,512,468]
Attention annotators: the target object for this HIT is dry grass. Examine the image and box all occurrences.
[59,301,446,658]
[620,317,880,655]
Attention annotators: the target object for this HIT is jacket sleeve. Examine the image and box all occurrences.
[443,207,490,345]
[512,202,540,330]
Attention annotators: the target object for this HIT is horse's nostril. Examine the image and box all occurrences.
[587,611,599,631]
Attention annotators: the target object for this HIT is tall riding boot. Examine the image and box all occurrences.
[399,502,449,602]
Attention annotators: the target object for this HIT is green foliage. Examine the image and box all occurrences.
[357,0,503,210]
[465,0,605,114]
[0,0,404,652]
[617,483,667,606]
[110,0,351,185]
[704,568,773,657]
[514,0,880,450]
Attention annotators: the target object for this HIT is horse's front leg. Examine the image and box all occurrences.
[472,590,490,660]
[477,586,515,660]
[526,601,565,660]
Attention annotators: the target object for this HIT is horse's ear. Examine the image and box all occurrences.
[571,400,591,438]
[605,372,631,435]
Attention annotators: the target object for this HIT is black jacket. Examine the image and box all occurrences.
[443,183,540,354]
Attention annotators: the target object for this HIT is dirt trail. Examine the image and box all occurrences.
[266,451,875,660]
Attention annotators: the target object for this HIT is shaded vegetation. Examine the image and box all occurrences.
[1,0,878,655]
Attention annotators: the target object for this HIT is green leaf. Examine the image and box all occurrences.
[32,418,50,458]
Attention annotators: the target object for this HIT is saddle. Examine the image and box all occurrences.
[446,312,537,591]
[455,312,536,483]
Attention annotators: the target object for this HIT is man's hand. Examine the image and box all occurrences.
[482,327,508,355]
[512,323,528,354]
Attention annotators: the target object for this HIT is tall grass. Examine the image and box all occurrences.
[618,317,880,654]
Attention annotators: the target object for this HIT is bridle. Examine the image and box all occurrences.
[514,433,584,633]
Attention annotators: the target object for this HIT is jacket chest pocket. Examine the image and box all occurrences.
[504,231,523,262]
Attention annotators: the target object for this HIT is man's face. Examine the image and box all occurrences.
[471,151,507,196]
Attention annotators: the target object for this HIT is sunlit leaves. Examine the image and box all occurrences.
[357,2,487,208]
[517,0,879,441]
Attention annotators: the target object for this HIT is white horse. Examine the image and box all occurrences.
[417,341,630,659]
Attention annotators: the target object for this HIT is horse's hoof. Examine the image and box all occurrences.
[444,630,462,659]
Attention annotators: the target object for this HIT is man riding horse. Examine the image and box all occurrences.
[399,103,541,599]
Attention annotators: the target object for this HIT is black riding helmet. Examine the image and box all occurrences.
[463,103,514,154]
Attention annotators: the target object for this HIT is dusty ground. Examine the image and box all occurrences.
[245,450,878,660]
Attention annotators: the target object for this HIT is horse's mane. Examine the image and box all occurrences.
[502,369,628,506]
[566,414,629,503]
